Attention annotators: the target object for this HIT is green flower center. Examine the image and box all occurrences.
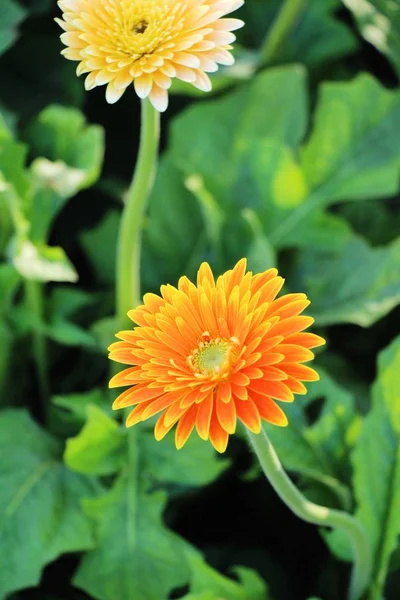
[187,334,239,378]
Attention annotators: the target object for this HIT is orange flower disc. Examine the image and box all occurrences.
[109,259,325,453]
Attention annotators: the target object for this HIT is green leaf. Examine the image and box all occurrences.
[142,428,228,487]
[186,550,269,600]
[343,0,400,77]
[302,74,400,200]
[65,405,125,476]
[264,368,357,508]
[241,0,356,68]
[0,409,98,598]
[241,209,276,272]
[46,319,96,348]
[27,105,104,183]
[74,472,190,600]
[0,131,31,203]
[26,105,105,241]
[65,401,227,487]
[0,0,26,56]
[12,239,78,283]
[143,156,204,289]
[170,66,308,203]
[0,263,20,317]
[80,210,119,285]
[271,74,400,244]
[295,235,400,327]
[326,335,400,597]
[49,287,94,320]
[53,389,112,424]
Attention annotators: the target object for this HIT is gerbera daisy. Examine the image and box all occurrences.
[56,0,244,111]
[109,259,325,453]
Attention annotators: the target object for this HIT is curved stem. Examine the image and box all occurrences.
[116,98,160,329]
[246,428,372,600]
[260,0,306,65]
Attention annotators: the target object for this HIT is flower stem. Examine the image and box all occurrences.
[25,278,49,420]
[260,0,306,65]
[116,98,160,329]
[246,428,372,600]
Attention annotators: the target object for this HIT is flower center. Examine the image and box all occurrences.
[107,0,186,58]
[187,333,239,378]
[132,19,148,34]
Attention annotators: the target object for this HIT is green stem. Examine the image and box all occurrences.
[25,279,49,420]
[260,0,306,65]
[246,428,372,600]
[115,99,160,465]
[116,98,160,329]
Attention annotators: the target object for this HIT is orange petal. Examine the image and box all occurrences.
[268,294,309,319]
[249,380,294,402]
[231,372,250,387]
[154,412,175,441]
[285,376,307,395]
[196,391,214,440]
[235,398,261,433]
[217,381,232,404]
[126,400,153,426]
[285,332,326,349]
[216,395,236,434]
[175,405,198,449]
[209,411,229,453]
[231,383,248,401]
[109,367,141,388]
[271,316,314,338]
[142,392,180,420]
[197,262,215,288]
[277,344,314,363]
[250,392,288,427]
[260,366,288,381]
[282,363,320,382]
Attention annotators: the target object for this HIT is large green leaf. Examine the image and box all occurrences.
[64,405,238,599]
[26,105,104,242]
[185,550,269,600]
[294,235,400,327]
[170,66,308,204]
[264,368,357,507]
[65,404,227,488]
[74,471,190,600]
[0,0,26,57]
[142,425,228,487]
[65,405,126,476]
[143,156,204,289]
[241,0,356,68]
[0,409,98,599]
[327,336,400,598]
[271,74,400,244]
[343,0,400,77]
[80,210,120,285]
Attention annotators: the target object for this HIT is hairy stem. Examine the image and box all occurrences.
[246,428,372,600]
[116,98,160,329]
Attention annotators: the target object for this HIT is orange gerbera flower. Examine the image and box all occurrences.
[56,0,244,111]
[109,260,325,453]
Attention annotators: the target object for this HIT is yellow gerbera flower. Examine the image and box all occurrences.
[56,0,244,111]
[109,260,325,453]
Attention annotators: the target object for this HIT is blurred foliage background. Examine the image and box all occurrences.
[0,1,400,599]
